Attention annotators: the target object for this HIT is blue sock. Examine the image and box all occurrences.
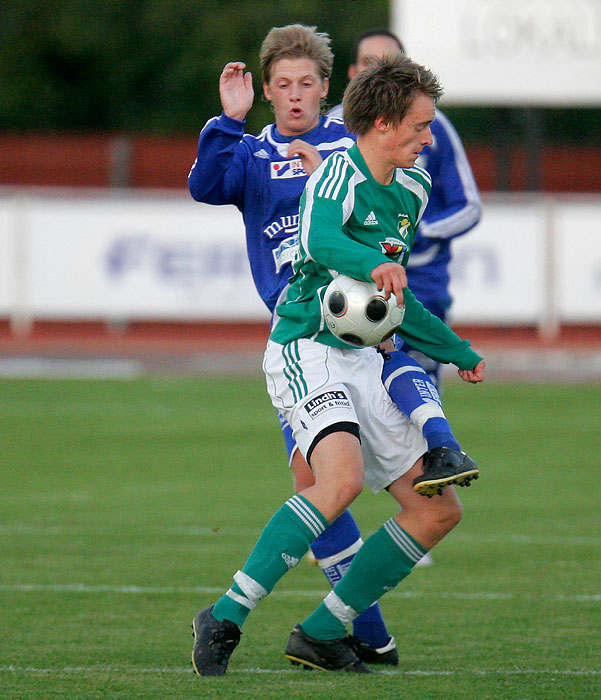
[381,350,461,452]
[311,510,390,649]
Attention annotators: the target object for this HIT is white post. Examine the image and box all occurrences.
[538,196,560,341]
[10,192,33,337]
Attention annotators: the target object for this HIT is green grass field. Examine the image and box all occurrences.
[1,376,600,700]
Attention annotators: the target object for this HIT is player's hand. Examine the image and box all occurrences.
[370,262,407,306]
[220,62,254,122]
[458,359,485,383]
[287,140,323,176]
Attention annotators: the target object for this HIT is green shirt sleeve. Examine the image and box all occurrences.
[397,287,483,370]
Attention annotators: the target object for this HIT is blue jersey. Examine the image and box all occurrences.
[188,112,354,314]
[408,109,481,318]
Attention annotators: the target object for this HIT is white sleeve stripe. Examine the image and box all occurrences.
[422,110,482,239]
[423,203,481,239]
[317,157,341,198]
[316,137,355,152]
[198,115,220,136]
[300,183,315,261]
[319,156,348,199]
[405,242,441,267]
[322,157,345,199]
[330,159,348,199]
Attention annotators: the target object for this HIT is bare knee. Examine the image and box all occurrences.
[421,494,463,542]
[334,474,364,506]
[301,430,364,521]
[393,489,463,549]
[435,495,462,534]
[316,472,363,517]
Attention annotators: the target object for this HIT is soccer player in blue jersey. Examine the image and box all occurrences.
[188,25,479,675]
[330,29,482,389]
[190,52,485,676]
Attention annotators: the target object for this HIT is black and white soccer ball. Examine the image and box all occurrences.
[323,274,405,348]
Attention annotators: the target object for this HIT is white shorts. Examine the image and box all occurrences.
[263,338,427,493]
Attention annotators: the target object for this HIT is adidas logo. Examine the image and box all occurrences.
[281,552,300,569]
[364,210,378,225]
[254,148,269,159]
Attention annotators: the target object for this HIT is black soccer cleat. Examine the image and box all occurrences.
[345,634,398,666]
[191,604,241,677]
[413,446,479,497]
[285,624,372,673]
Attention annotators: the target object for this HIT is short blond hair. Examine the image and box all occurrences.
[260,24,333,85]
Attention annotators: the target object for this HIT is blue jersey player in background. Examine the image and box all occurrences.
[329,28,482,388]
[188,23,478,672]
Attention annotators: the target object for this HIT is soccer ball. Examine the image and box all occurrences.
[323,274,405,348]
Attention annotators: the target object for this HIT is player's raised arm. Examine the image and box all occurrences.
[219,62,254,121]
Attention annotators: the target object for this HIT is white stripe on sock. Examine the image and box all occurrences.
[233,570,267,606]
[409,402,446,430]
[225,588,254,609]
[383,365,426,392]
[314,538,363,569]
[384,519,426,564]
[285,496,325,538]
[323,590,359,624]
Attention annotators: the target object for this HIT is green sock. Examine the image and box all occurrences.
[212,495,328,628]
[301,518,428,640]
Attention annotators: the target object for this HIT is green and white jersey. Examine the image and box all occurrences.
[270,143,481,370]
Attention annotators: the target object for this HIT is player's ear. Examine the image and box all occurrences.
[320,78,329,99]
[348,64,359,80]
[263,83,272,101]
[374,116,390,132]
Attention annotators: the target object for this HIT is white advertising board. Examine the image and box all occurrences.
[448,198,547,322]
[0,201,16,313]
[393,0,601,105]
[17,195,269,320]
[555,201,601,320]
[0,191,600,326]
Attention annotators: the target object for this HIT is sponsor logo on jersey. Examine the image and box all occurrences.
[379,237,408,257]
[397,214,411,239]
[272,234,299,273]
[364,210,378,225]
[270,159,306,179]
[264,214,299,240]
[303,390,351,421]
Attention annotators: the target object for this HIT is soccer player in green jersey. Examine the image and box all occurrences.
[191,54,485,676]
